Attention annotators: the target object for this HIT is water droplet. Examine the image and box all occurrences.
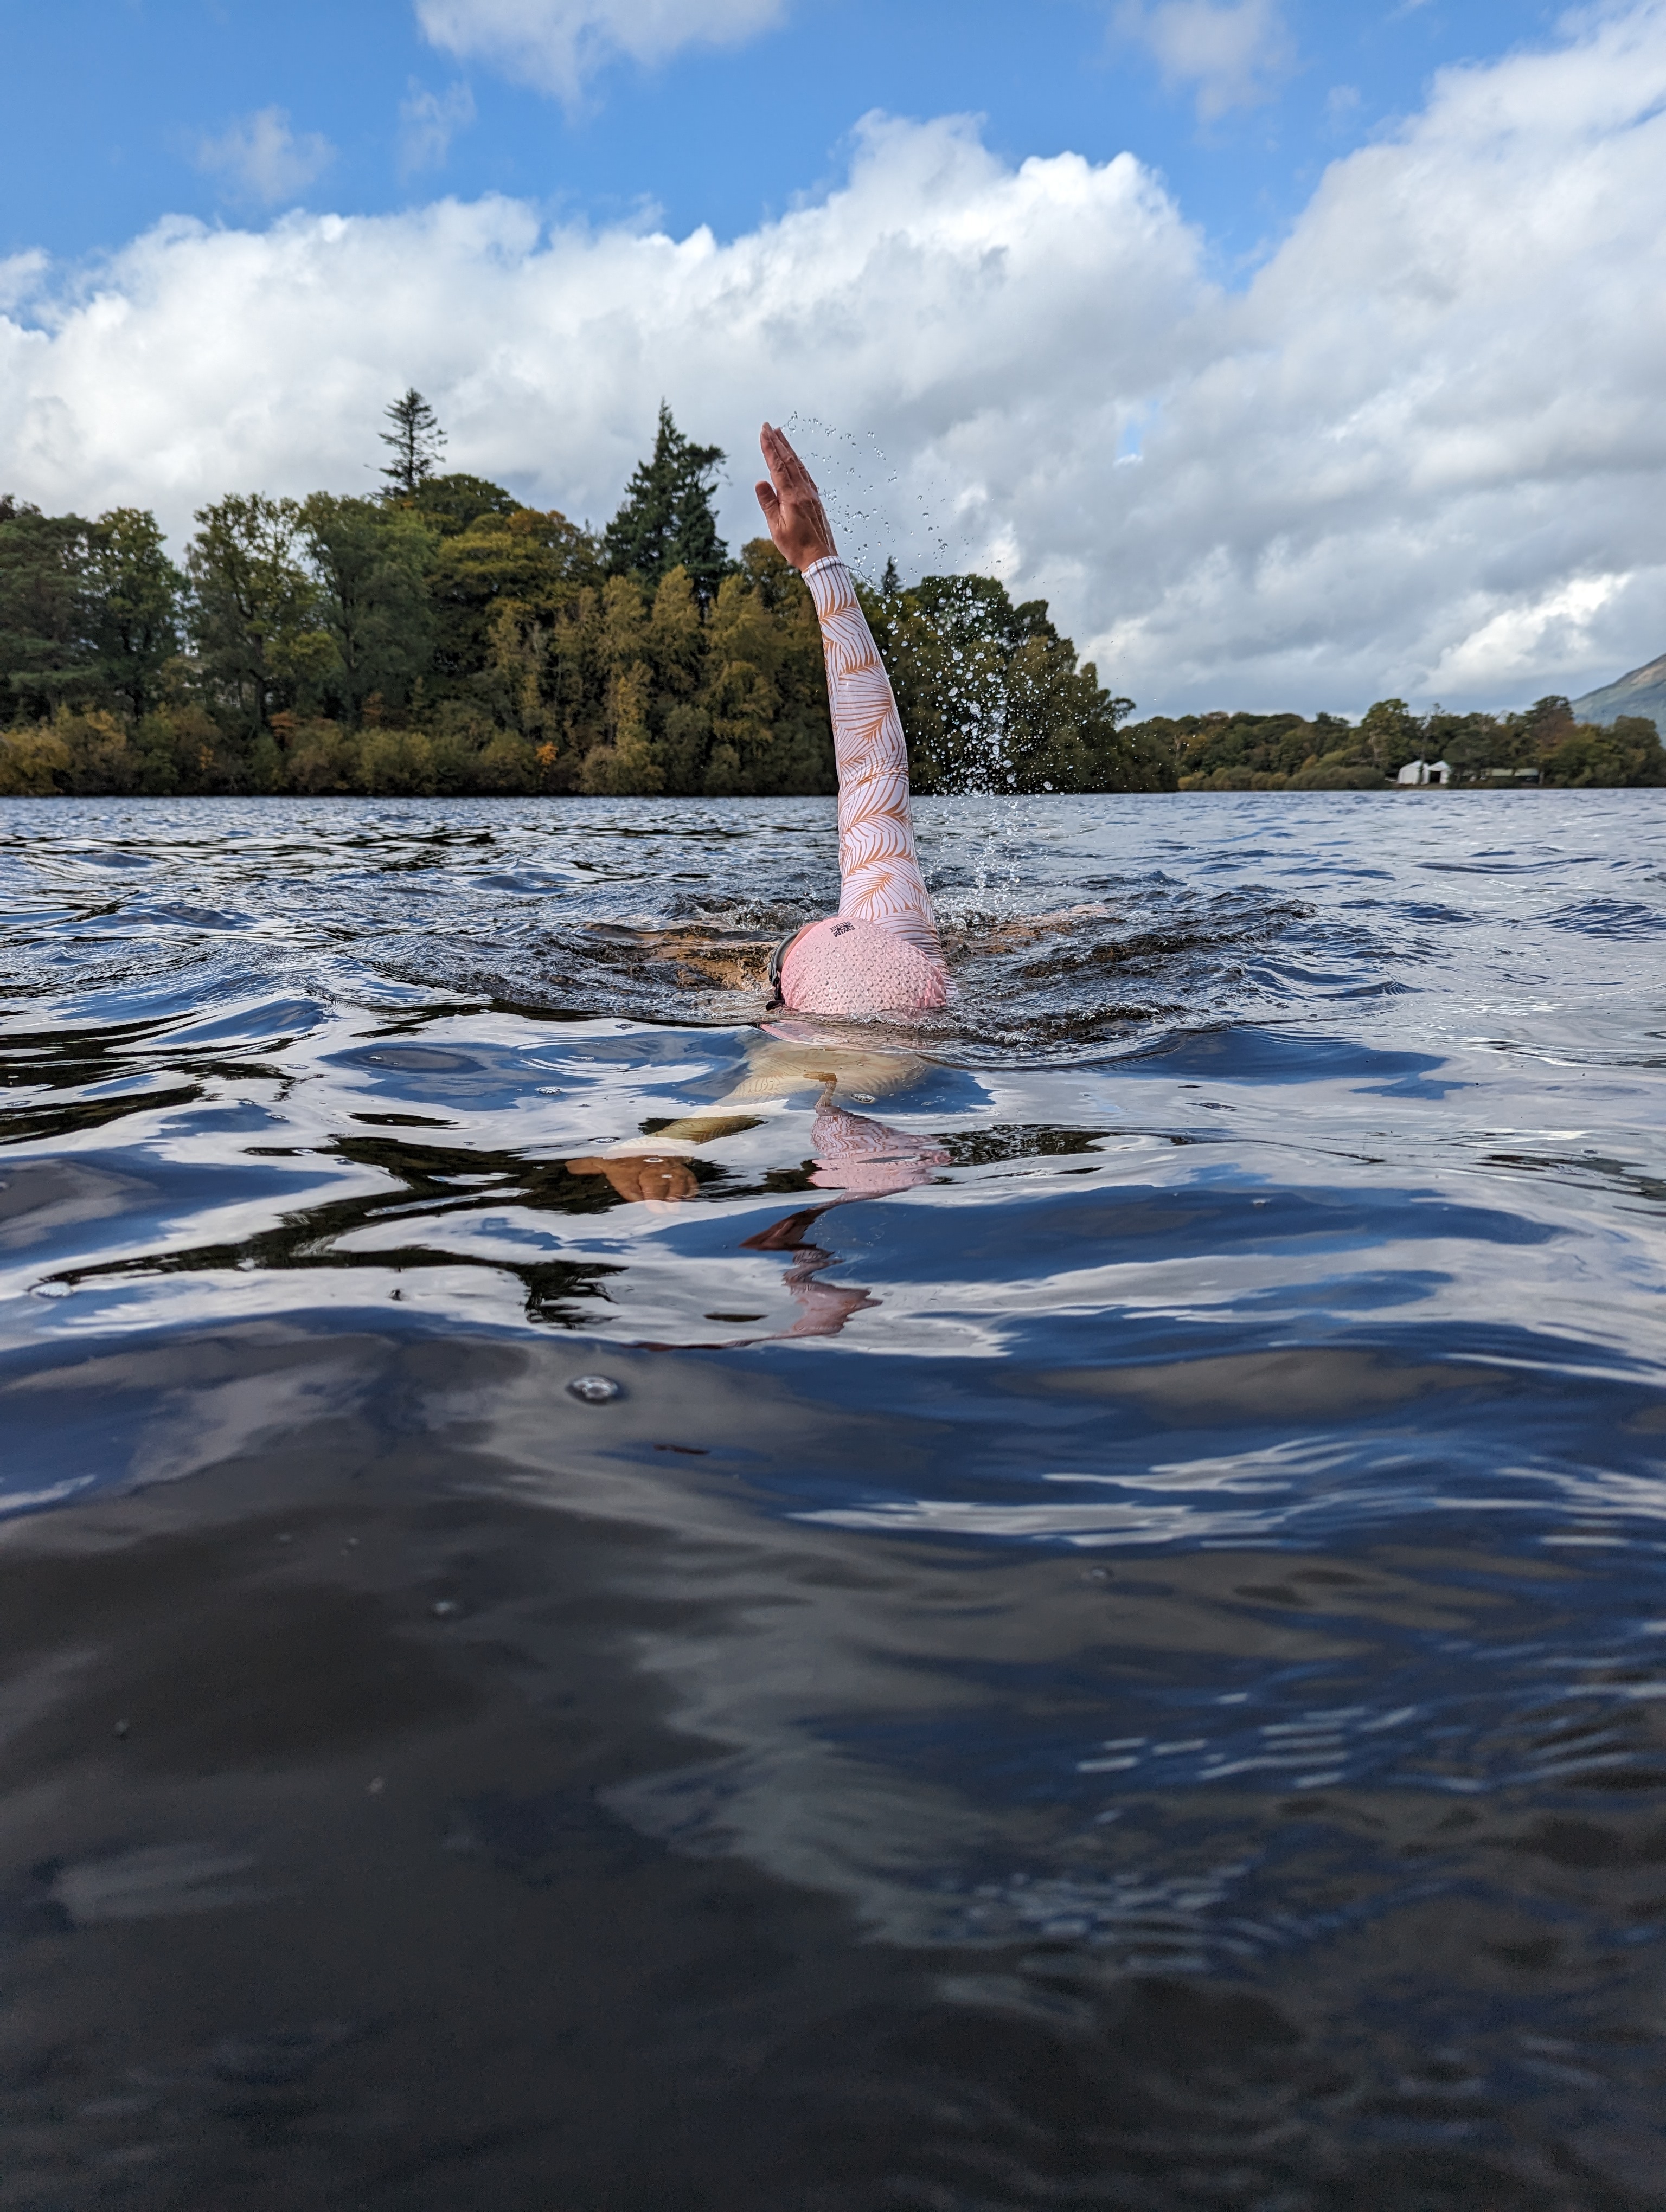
[567,1373,623,1404]
[432,1599,458,1617]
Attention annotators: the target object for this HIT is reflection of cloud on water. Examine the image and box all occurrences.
[435,1347,1074,1943]
[1041,1347,1482,1421]
[10,1313,1666,1980]
[5,1321,384,1497]
[447,1348,1398,1949]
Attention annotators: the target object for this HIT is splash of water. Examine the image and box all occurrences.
[783,415,1031,890]
[782,412,949,588]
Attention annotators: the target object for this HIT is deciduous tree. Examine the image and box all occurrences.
[186,494,326,730]
[81,508,184,719]
[0,499,93,719]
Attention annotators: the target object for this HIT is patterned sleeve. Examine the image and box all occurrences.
[802,556,945,967]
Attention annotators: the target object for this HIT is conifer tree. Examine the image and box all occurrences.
[881,556,900,595]
[601,404,730,604]
[299,493,435,722]
[380,389,447,498]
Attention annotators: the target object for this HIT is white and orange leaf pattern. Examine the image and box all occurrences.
[803,556,947,972]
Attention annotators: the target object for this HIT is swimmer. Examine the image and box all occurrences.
[583,423,1110,1006]
[565,423,948,1200]
[563,423,1111,1203]
[752,423,950,1020]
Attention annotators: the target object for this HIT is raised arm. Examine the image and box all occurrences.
[757,425,945,968]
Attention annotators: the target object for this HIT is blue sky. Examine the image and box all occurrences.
[4,0,1560,272]
[4,0,1662,716]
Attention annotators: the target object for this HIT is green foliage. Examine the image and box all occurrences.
[1140,709,1381,789]
[81,509,185,718]
[1356,697,1421,775]
[185,493,323,731]
[7,394,1658,800]
[299,493,435,722]
[601,404,731,605]
[396,471,518,537]
[478,542,833,796]
[1141,690,1663,792]
[0,702,222,797]
[379,389,446,498]
[429,505,599,693]
[1,498,183,724]
[1540,714,1666,787]
[0,499,94,719]
[874,574,1165,794]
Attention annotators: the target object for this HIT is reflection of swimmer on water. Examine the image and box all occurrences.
[566,1039,949,1344]
[566,1039,947,1206]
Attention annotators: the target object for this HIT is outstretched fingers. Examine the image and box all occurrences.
[757,420,835,568]
[761,421,816,496]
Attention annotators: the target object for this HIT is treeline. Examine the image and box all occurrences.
[1140,695,1664,790]
[5,393,1659,800]
[0,395,1170,800]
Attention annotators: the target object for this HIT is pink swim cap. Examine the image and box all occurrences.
[779,916,948,1018]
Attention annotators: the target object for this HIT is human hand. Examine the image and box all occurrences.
[566,1155,701,1203]
[755,423,836,571]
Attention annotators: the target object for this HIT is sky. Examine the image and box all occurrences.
[2,0,1662,717]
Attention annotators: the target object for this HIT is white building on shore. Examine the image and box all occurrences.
[1396,758,1451,786]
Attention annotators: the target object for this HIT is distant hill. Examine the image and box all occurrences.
[1571,651,1666,728]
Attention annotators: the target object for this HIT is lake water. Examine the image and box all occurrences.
[2,790,1664,2210]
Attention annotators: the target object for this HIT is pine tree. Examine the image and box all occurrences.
[601,404,730,604]
[380,389,447,498]
[881,556,900,595]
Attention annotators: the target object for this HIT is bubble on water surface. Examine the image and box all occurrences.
[566,1373,623,1404]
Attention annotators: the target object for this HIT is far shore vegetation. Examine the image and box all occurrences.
[3,393,1661,799]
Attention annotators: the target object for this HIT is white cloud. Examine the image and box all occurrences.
[7,3,1666,715]
[1426,575,1630,697]
[400,80,477,175]
[0,252,47,316]
[1116,0,1295,120]
[194,107,336,206]
[414,0,786,102]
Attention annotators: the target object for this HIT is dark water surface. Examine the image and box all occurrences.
[2,791,1664,2209]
